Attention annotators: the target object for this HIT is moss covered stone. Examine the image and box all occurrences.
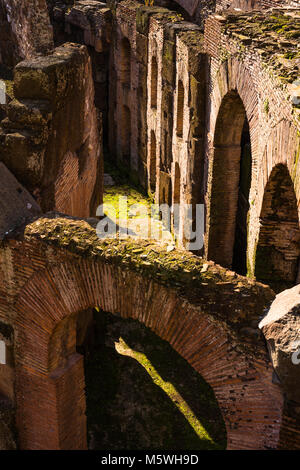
[21,213,275,358]
[221,9,300,86]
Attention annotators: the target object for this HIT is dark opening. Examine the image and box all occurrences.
[78,309,227,450]
[176,81,184,138]
[208,91,252,273]
[150,130,156,192]
[232,118,252,275]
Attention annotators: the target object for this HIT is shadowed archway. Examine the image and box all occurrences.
[9,222,282,451]
[207,90,252,274]
[80,310,227,450]
[255,164,300,292]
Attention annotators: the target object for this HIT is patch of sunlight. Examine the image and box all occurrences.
[103,185,153,221]
[115,337,214,444]
[103,185,175,245]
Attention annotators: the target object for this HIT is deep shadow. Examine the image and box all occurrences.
[79,310,227,450]
[232,118,252,275]
[208,91,252,273]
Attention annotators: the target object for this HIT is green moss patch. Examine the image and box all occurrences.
[104,184,153,220]
[222,10,300,85]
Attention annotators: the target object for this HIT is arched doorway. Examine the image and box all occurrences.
[14,252,283,450]
[208,91,252,274]
[255,164,300,292]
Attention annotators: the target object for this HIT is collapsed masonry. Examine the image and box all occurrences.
[0,0,299,450]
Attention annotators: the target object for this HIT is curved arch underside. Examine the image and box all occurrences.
[1,216,283,450]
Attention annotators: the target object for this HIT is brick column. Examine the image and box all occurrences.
[17,354,87,450]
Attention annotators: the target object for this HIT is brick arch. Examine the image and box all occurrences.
[251,121,300,281]
[206,58,260,271]
[207,61,257,266]
[14,256,282,450]
[208,58,259,153]
[255,163,300,292]
[255,120,300,217]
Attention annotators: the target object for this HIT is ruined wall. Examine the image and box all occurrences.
[0,320,16,449]
[0,215,284,449]
[204,9,300,289]
[170,27,206,249]
[0,43,103,217]
[0,0,53,68]
[171,0,216,24]
[48,1,112,141]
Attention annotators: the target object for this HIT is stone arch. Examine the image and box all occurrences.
[207,90,252,272]
[14,253,282,450]
[151,56,158,109]
[120,37,131,86]
[176,80,184,138]
[255,164,300,292]
[206,57,259,273]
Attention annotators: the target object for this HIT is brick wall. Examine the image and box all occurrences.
[0,216,284,449]
[0,43,103,217]
[0,0,53,67]
[204,11,300,290]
